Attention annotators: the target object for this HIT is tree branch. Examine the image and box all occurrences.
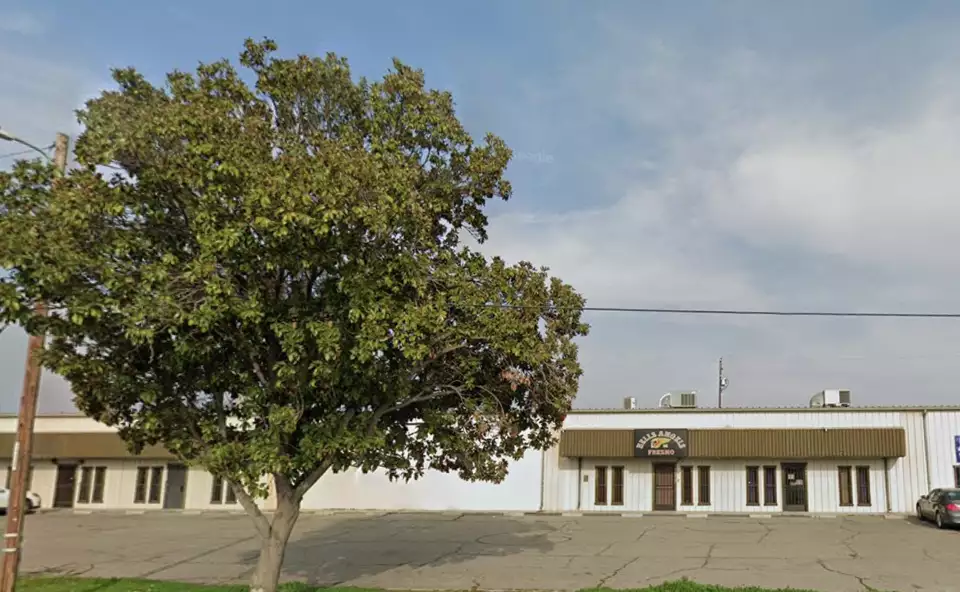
[292,459,332,501]
[229,478,271,539]
[185,417,270,539]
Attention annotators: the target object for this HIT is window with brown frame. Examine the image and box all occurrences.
[838,466,853,506]
[681,466,694,505]
[75,466,107,504]
[76,467,93,504]
[698,466,711,505]
[855,466,871,506]
[210,475,239,505]
[763,466,777,505]
[210,475,224,504]
[133,467,148,503]
[225,480,237,504]
[595,466,608,505]
[611,466,624,506]
[954,466,960,488]
[148,466,164,504]
[746,466,760,506]
[92,467,107,504]
[135,465,166,504]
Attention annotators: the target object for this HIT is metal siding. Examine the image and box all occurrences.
[559,427,904,459]
[565,410,913,429]
[890,412,929,512]
[688,428,905,459]
[544,409,957,513]
[579,459,645,512]
[805,460,887,513]
[558,430,632,457]
[924,410,960,490]
[0,433,174,460]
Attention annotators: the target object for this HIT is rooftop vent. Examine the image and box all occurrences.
[623,397,638,410]
[658,391,698,409]
[809,389,852,408]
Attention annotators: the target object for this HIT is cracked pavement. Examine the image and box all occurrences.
[16,511,960,590]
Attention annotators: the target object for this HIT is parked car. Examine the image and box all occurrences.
[916,488,960,529]
[0,488,41,512]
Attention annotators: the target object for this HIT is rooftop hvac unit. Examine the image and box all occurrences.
[658,391,698,409]
[623,397,638,410]
[809,389,852,408]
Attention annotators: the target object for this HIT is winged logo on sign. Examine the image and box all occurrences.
[649,437,672,449]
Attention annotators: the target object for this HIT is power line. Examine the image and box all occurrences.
[495,304,960,318]
[0,145,54,161]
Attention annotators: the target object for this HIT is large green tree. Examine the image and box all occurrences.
[0,40,588,592]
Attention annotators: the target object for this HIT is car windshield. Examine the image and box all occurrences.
[942,491,960,501]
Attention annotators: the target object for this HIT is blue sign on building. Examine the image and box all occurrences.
[955,435,960,464]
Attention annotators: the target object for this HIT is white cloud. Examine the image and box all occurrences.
[479,15,960,408]
[708,107,960,272]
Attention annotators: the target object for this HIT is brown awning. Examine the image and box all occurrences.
[559,427,906,459]
[0,433,175,460]
[560,429,634,457]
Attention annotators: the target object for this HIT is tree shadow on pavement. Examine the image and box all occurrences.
[240,512,562,587]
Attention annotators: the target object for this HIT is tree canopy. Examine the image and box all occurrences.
[0,39,588,592]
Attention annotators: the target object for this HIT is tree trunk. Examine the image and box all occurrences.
[249,496,299,592]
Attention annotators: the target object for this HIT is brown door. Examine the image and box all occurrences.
[781,463,808,511]
[53,464,77,508]
[653,463,676,510]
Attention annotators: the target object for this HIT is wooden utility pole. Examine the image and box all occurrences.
[0,132,69,592]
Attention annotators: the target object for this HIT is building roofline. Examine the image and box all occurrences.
[0,412,89,418]
[569,405,960,414]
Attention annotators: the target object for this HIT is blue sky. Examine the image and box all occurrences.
[5,1,960,412]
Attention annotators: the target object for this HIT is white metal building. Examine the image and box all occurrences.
[3,395,960,515]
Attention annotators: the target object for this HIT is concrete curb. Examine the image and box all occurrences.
[45,508,915,519]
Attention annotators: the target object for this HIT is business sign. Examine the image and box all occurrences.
[954,435,960,464]
[634,429,689,458]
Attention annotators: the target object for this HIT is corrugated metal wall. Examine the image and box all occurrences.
[559,427,905,459]
[562,458,890,513]
[924,411,960,490]
[548,409,958,513]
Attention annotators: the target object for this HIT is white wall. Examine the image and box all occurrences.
[553,409,947,513]
[1,409,955,514]
[301,449,544,512]
[923,410,960,491]
[558,457,889,514]
[0,416,117,434]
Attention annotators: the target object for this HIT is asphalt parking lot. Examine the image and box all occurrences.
[15,511,960,591]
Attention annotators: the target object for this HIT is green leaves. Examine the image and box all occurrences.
[0,39,588,502]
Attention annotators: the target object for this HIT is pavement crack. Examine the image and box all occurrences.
[419,543,465,567]
[596,556,642,588]
[638,545,714,584]
[703,543,716,569]
[838,521,863,559]
[140,534,259,578]
[595,542,616,556]
[756,522,773,544]
[817,558,874,592]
